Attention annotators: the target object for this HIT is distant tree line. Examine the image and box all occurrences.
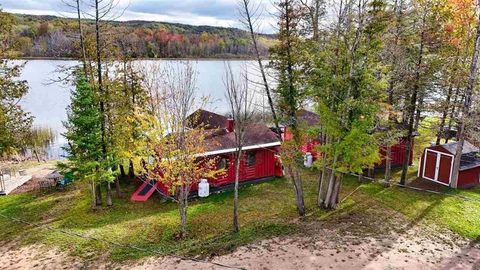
[9,14,274,59]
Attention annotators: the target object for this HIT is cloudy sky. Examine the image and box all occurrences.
[1,0,276,32]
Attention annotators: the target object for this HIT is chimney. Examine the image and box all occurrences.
[226,116,234,132]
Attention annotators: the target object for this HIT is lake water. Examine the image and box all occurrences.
[18,59,271,159]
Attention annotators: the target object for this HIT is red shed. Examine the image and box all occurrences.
[418,141,480,188]
[131,110,283,201]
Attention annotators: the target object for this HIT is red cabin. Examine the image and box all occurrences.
[281,109,322,159]
[418,141,480,188]
[282,109,414,168]
[131,110,283,202]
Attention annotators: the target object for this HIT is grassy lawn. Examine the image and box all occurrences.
[0,168,479,262]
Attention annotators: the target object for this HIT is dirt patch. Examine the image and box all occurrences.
[118,226,479,270]
[408,178,447,192]
[119,203,480,269]
[0,242,85,270]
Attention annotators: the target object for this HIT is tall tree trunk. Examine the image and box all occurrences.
[287,165,305,216]
[400,14,426,185]
[115,177,121,197]
[384,146,392,185]
[94,0,107,158]
[323,154,338,209]
[33,149,40,163]
[91,181,97,209]
[106,182,113,207]
[414,90,425,131]
[75,0,88,76]
[233,150,242,233]
[95,184,102,206]
[445,86,461,143]
[436,86,455,145]
[317,152,329,207]
[129,159,135,178]
[240,0,280,134]
[451,4,480,188]
[119,164,126,178]
[178,186,189,237]
[327,174,342,209]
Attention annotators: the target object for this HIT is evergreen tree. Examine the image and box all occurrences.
[62,75,115,208]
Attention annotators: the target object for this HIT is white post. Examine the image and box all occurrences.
[0,175,5,195]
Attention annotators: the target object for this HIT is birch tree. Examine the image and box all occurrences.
[224,64,254,233]
[150,62,221,237]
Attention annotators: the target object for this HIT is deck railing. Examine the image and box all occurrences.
[0,175,5,195]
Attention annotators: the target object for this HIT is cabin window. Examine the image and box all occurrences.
[218,157,228,170]
[246,152,256,166]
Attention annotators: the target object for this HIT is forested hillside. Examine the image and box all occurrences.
[9,13,275,59]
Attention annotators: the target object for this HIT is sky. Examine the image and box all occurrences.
[1,0,276,33]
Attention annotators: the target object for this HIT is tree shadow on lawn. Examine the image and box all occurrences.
[0,177,303,261]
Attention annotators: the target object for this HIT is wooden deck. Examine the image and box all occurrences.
[0,163,56,195]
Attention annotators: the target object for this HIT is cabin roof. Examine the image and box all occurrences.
[202,123,280,156]
[297,109,320,126]
[187,109,229,130]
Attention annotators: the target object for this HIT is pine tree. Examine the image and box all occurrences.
[63,75,114,209]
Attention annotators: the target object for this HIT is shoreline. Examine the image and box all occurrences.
[16,56,269,61]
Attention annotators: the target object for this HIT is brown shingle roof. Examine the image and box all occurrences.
[203,123,280,153]
[297,109,320,126]
[187,109,229,129]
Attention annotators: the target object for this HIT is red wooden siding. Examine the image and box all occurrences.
[419,144,480,188]
[377,139,414,168]
[153,147,280,197]
[458,168,480,188]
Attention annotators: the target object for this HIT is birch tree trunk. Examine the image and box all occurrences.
[384,146,392,185]
[450,2,480,188]
[91,181,97,209]
[233,150,242,233]
[106,182,113,206]
[178,185,189,237]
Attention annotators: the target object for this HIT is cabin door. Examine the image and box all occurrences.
[422,149,453,186]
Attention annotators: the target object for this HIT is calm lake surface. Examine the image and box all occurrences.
[18,59,270,158]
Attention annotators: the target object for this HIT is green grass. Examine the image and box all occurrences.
[0,168,479,262]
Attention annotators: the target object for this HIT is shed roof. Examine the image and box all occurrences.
[441,141,479,155]
[459,152,480,171]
